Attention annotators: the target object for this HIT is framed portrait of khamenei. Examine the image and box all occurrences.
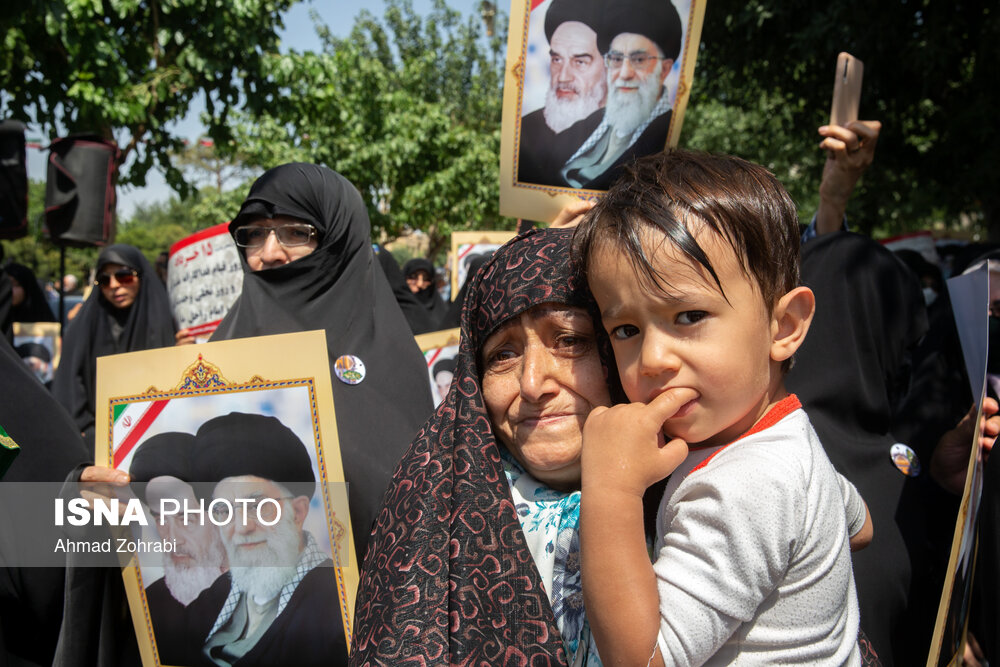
[499,0,708,222]
[94,330,355,666]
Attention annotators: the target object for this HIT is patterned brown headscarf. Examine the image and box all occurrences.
[351,227,601,666]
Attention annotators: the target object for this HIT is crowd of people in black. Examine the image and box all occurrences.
[0,114,997,667]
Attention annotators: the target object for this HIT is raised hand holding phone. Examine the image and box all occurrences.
[815,53,881,234]
[830,52,863,127]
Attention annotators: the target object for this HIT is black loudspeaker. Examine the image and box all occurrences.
[44,135,120,247]
[0,120,28,240]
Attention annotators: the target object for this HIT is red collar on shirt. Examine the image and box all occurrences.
[688,394,802,475]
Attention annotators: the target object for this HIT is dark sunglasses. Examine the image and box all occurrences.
[94,268,138,287]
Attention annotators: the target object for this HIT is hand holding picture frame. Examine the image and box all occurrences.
[95,331,355,666]
[927,266,990,666]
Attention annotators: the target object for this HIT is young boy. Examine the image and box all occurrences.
[575,150,869,665]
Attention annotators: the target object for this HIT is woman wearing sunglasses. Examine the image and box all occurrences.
[52,244,176,445]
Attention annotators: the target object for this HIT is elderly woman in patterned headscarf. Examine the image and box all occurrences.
[352,226,622,666]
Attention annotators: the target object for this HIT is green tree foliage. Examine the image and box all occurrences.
[225,0,513,257]
[0,0,296,194]
[116,186,244,258]
[117,138,250,258]
[684,0,999,238]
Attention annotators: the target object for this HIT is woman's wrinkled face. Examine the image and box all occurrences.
[97,262,140,310]
[481,304,610,491]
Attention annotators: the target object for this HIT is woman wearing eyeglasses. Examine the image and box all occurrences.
[52,244,176,445]
[211,162,434,564]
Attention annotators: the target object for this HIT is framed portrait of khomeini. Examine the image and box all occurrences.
[499,0,707,223]
[449,230,517,299]
[415,328,461,407]
[94,330,355,666]
[12,321,62,384]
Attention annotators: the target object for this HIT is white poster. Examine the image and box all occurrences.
[168,223,243,340]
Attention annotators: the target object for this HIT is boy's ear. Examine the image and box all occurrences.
[770,286,815,363]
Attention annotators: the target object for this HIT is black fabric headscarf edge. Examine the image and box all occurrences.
[0,337,91,664]
[378,248,435,334]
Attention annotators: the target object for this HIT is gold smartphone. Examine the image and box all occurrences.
[830,52,863,127]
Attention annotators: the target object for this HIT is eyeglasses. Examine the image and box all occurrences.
[94,269,138,287]
[604,52,668,71]
[234,223,318,248]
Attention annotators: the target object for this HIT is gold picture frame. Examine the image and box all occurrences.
[94,330,356,666]
[499,0,707,223]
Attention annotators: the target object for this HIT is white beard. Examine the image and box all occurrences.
[161,522,228,605]
[605,62,663,138]
[543,79,607,133]
[164,555,226,606]
[224,506,302,603]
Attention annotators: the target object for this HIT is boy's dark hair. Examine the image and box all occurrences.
[574,149,801,313]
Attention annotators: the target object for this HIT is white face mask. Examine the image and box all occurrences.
[923,287,938,307]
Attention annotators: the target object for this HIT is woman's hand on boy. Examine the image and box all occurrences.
[581,387,696,498]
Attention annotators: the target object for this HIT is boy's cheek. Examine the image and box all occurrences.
[619,367,645,403]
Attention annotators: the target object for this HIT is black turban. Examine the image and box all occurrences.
[15,342,51,363]
[193,412,315,500]
[129,431,196,483]
[543,0,604,42]
[432,356,456,379]
[596,0,682,61]
[128,431,199,505]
